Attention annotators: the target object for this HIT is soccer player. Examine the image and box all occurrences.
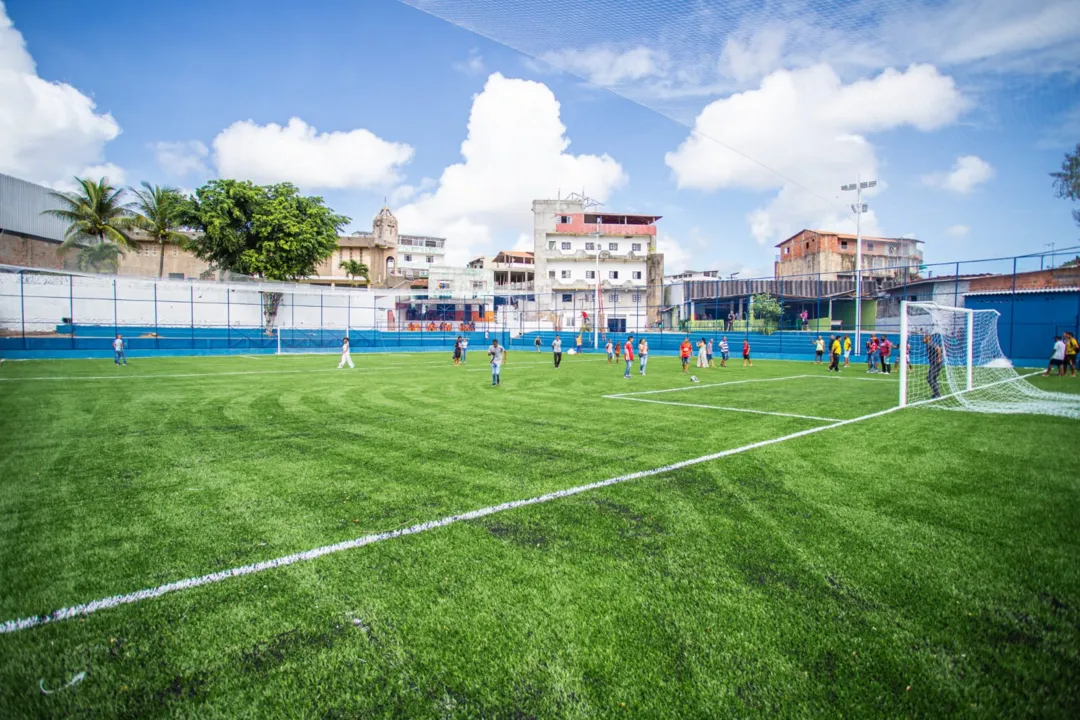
[867,335,879,373]
[1064,331,1078,377]
[338,336,354,369]
[552,334,563,369]
[576,334,583,355]
[639,337,648,375]
[813,336,824,364]
[623,335,635,379]
[680,336,692,373]
[113,334,127,366]
[742,338,752,367]
[534,336,542,353]
[1044,335,1066,377]
[605,339,614,364]
[879,335,893,374]
[460,336,469,364]
[828,335,841,371]
[719,336,730,367]
[453,336,462,366]
[925,333,943,398]
[488,338,505,386]
[707,338,715,368]
[843,335,852,367]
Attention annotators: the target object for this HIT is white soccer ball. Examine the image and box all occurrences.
[690,375,700,383]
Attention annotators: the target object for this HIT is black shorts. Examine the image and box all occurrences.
[815,351,823,358]
[1050,358,1063,367]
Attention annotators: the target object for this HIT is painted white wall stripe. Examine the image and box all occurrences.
[0,401,906,635]
[605,395,843,422]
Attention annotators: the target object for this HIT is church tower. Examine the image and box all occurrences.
[372,205,398,247]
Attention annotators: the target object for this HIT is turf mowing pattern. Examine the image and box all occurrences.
[0,352,1078,717]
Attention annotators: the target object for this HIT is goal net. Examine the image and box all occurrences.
[900,301,1080,419]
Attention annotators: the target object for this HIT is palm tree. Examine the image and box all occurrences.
[43,177,134,255]
[128,182,188,278]
[339,259,370,283]
[75,242,125,274]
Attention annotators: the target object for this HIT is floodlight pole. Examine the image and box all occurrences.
[841,177,876,352]
[594,222,602,349]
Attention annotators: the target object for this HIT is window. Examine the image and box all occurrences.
[608,242,619,251]
[632,293,641,303]
[426,255,435,263]
[559,215,571,224]
[608,270,619,280]
[840,241,848,249]
[632,271,642,280]
[561,293,572,303]
[548,270,556,279]
[171,246,179,257]
[438,281,450,290]
[167,272,185,280]
[805,242,810,249]
[609,293,618,303]
[472,281,485,290]
[561,270,571,279]
[866,242,875,251]
[585,270,595,279]
[404,255,412,262]
[426,240,437,248]
[547,241,556,250]
[632,243,641,252]
[561,242,572,250]
[585,242,595,251]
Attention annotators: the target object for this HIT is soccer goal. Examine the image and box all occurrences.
[899,301,1080,418]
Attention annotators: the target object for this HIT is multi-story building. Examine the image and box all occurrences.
[775,229,923,282]
[468,250,535,291]
[532,195,664,332]
[314,206,445,286]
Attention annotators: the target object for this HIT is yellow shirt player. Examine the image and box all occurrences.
[829,337,841,372]
[843,335,852,367]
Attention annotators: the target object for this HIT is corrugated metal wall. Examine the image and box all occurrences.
[0,173,69,242]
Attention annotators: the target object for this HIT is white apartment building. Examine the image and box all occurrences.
[397,233,446,278]
[532,196,664,333]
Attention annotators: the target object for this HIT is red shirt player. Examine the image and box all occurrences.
[679,337,693,373]
[742,339,752,367]
[624,339,634,362]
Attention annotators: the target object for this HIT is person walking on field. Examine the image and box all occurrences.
[113,334,127,366]
[488,338,505,386]
[606,339,614,364]
[843,335,852,367]
[719,337,730,367]
[453,336,462,366]
[1064,331,1078,377]
[338,336,354,369]
[623,335,635,379]
[742,338,752,367]
[879,335,893,374]
[680,336,693,373]
[534,336,542,353]
[552,334,563,369]
[697,338,708,368]
[576,334,583,355]
[460,336,468,364]
[707,338,715,368]
[828,335,841,372]
[614,338,622,362]
[639,337,648,375]
[813,336,825,364]
[1044,335,1067,377]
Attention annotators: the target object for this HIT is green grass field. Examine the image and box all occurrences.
[1,351,1078,717]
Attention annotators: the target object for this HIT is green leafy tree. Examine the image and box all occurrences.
[182,180,349,330]
[339,259,370,283]
[75,242,125,273]
[1051,143,1080,227]
[128,182,188,278]
[751,292,782,335]
[43,177,134,254]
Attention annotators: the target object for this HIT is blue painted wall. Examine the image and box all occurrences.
[965,291,1080,365]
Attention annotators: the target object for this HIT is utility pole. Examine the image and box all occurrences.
[1045,242,1056,269]
[841,177,876,352]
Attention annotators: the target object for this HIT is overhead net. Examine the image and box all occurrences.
[902,302,1080,419]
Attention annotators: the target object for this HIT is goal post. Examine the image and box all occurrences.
[899,300,1080,419]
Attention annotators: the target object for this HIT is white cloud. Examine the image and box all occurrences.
[454,49,486,75]
[395,73,627,265]
[665,64,966,244]
[0,2,122,185]
[947,224,970,238]
[153,140,209,177]
[921,155,994,194]
[656,234,691,274]
[211,117,414,189]
[512,232,532,251]
[540,46,666,86]
[51,163,127,193]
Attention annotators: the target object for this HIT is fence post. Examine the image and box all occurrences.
[112,278,118,337]
[319,292,324,349]
[1009,258,1017,357]
[190,284,195,347]
[227,287,231,350]
[153,282,159,351]
[69,274,74,350]
[953,261,960,307]
[19,271,26,349]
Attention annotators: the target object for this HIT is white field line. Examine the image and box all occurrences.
[0,401,908,635]
[0,368,1044,635]
[606,396,843,422]
[606,374,813,398]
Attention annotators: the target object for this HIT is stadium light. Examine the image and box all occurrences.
[841,176,875,351]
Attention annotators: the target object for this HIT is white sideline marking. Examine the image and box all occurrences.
[606,375,811,398]
[0,401,908,635]
[606,396,843,422]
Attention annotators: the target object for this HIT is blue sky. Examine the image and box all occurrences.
[2,0,1078,276]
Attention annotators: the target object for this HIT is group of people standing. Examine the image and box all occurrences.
[678,336,746,371]
[810,333,898,374]
[602,336,649,378]
[1046,331,1079,377]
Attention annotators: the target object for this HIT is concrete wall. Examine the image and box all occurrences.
[0,233,75,270]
